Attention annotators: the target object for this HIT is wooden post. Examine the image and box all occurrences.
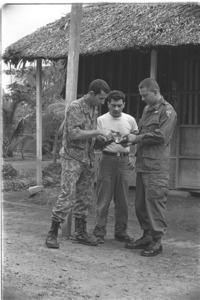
[62,4,82,238]
[65,4,82,110]
[150,49,158,80]
[36,59,43,186]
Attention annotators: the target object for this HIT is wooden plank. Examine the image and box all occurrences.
[178,156,200,160]
[189,58,193,91]
[150,49,158,80]
[36,59,42,186]
[168,50,172,95]
[194,61,199,125]
[82,56,85,93]
[188,94,193,125]
[62,4,82,238]
[178,159,200,188]
[175,93,181,188]
[188,59,193,124]
[98,54,104,116]
[176,55,200,189]
[175,50,182,188]
[184,58,188,91]
[137,53,142,119]
[127,51,132,114]
[118,52,123,90]
[182,59,188,124]
[110,52,113,88]
[179,126,200,157]
[91,55,95,79]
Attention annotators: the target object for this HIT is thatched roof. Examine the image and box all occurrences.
[3,3,200,66]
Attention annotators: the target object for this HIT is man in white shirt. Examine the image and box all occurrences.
[93,90,138,243]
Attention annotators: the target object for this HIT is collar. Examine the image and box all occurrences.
[147,97,164,112]
[80,95,92,113]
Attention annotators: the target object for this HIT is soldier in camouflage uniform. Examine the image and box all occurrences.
[124,78,177,256]
[46,79,112,248]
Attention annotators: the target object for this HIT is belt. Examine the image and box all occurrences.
[102,151,129,157]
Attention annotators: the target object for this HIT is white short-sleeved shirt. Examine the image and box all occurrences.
[97,112,138,153]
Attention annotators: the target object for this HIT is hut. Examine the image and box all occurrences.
[3,3,200,190]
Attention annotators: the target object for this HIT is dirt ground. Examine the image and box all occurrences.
[2,187,200,300]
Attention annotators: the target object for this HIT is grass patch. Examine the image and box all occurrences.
[3,163,61,192]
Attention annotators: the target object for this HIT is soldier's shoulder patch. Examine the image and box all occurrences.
[166,109,172,118]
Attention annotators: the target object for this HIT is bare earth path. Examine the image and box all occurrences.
[2,188,200,300]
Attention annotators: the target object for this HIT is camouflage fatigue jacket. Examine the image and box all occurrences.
[60,96,98,165]
[135,97,177,173]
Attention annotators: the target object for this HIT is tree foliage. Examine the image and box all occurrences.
[3,60,67,160]
[2,82,35,158]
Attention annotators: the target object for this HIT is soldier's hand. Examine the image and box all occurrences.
[96,135,107,143]
[98,129,114,140]
[128,159,135,171]
[126,134,137,144]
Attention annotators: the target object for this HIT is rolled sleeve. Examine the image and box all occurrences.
[66,105,83,139]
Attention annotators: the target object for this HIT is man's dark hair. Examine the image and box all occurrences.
[88,79,110,95]
[107,90,126,103]
[139,78,160,92]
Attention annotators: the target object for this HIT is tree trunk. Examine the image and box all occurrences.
[53,130,59,163]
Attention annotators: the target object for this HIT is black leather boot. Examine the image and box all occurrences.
[74,218,98,246]
[125,230,152,249]
[46,220,60,249]
[140,238,162,257]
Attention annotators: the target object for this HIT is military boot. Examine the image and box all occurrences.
[46,220,60,249]
[140,238,163,257]
[74,218,98,246]
[125,230,152,249]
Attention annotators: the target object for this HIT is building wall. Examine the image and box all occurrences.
[78,47,200,189]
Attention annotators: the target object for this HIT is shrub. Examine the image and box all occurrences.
[3,163,18,179]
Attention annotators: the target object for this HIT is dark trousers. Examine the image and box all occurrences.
[135,172,169,239]
[93,154,130,237]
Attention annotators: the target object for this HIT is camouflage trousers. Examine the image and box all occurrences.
[52,157,95,223]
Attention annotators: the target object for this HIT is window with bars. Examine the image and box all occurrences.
[157,48,200,125]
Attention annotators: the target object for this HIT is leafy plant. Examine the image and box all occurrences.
[3,82,35,158]
[3,61,67,160]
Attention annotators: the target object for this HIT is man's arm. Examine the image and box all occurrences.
[127,107,177,145]
[67,105,112,140]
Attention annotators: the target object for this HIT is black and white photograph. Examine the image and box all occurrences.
[1,1,200,299]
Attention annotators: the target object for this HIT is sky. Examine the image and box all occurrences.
[2,3,72,51]
[1,2,72,88]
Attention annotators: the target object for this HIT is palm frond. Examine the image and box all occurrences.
[47,99,66,120]
[11,118,25,141]
[58,118,65,135]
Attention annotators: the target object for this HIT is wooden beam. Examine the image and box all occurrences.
[81,56,85,93]
[194,61,199,125]
[150,49,158,80]
[36,59,42,186]
[127,51,132,114]
[62,4,82,238]
[118,52,123,89]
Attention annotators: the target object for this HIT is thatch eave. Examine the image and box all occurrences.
[3,3,200,66]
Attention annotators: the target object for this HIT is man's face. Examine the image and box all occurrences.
[91,90,108,107]
[108,99,125,118]
[139,87,158,106]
